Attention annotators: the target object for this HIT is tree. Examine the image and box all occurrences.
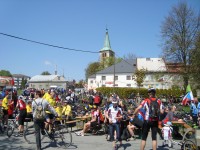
[85,62,101,80]
[75,80,85,88]
[0,70,12,77]
[99,57,122,69]
[20,77,27,89]
[161,2,200,90]
[133,69,146,91]
[191,32,200,88]
[123,53,137,60]
[41,71,51,75]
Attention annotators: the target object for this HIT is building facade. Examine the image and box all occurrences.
[88,58,183,90]
[28,75,67,90]
[87,30,183,90]
[12,74,30,89]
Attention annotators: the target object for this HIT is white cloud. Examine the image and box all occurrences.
[44,60,51,65]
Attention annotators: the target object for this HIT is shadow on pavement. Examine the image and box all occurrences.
[0,136,33,150]
[42,141,78,149]
[121,143,131,150]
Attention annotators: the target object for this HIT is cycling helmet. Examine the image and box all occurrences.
[148,88,156,94]
[166,121,172,126]
[18,95,24,100]
[112,98,118,104]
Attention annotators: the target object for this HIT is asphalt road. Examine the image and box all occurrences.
[0,127,181,150]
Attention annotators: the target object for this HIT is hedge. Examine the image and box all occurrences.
[95,87,196,99]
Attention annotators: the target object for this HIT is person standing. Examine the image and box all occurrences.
[190,97,200,126]
[32,90,57,150]
[133,88,162,150]
[45,91,56,132]
[107,99,123,150]
[2,93,9,127]
[15,96,27,136]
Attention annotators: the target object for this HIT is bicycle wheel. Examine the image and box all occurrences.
[183,139,197,150]
[24,124,36,144]
[6,120,16,137]
[55,125,72,148]
[7,125,14,137]
[183,128,195,140]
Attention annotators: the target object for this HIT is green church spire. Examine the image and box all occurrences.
[101,28,112,51]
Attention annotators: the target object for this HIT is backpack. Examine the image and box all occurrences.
[18,100,26,110]
[94,95,100,104]
[131,115,144,128]
[148,98,159,121]
[34,99,45,120]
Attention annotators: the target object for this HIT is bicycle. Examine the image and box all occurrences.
[24,118,72,148]
[0,106,8,135]
[170,138,197,150]
[0,118,7,134]
[6,111,31,137]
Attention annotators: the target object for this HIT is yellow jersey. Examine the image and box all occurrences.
[2,97,8,110]
[55,106,63,117]
[45,97,56,114]
[26,105,32,113]
[43,92,51,100]
[62,105,72,116]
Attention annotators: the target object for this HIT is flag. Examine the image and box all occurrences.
[182,85,194,105]
[186,84,192,93]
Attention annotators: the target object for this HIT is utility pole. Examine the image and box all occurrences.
[113,59,115,93]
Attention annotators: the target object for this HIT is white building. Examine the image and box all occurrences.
[87,30,183,90]
[88,59,137,89]
[88,58,174,90]
[28,75,67,90]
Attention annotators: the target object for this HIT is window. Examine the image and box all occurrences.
[58,76,60,80]
[102,53,107,58]
[127,84,131,87]
[126,76,131,80]
[146,58,151,61]
[115,76,118,81]
[102,76,106,80]
[102,85,106,87]
[90,80,93,83]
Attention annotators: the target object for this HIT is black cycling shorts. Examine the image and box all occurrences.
[3,109,8,115]
[46,113,54,120]
[90,121,98,128]
[142,120,158,141]
[18,109,27,125]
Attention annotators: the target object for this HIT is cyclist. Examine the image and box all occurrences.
[133,88,162,150]
[15,95,27,137]
[2,93,10,127]
[32,90,57,150]
[44,90,56,133]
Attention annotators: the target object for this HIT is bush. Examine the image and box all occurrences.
[96,87,185,99]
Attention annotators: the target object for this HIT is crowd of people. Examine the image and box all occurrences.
[1,87,200,150]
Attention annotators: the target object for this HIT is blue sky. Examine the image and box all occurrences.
[0,0,199,81]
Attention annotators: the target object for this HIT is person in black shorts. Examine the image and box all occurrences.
[15,96,27,136]
[133,88,162,150]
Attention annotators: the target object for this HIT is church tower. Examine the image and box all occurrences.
[99,29,115,63]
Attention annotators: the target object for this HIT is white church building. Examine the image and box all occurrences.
[87,30,183,90]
